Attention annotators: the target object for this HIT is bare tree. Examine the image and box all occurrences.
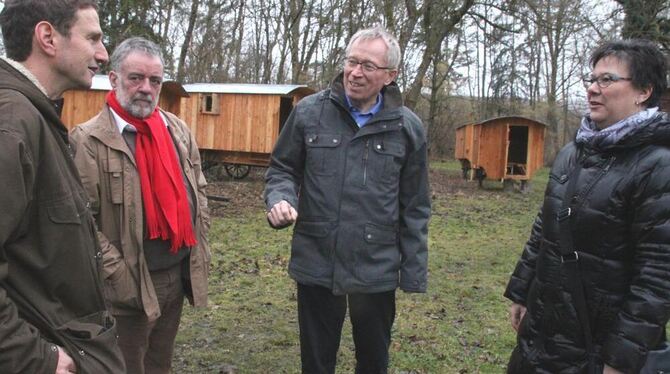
[403,0,476,111]
[176,0,200,81]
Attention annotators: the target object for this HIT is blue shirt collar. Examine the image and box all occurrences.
[345,93,383,127]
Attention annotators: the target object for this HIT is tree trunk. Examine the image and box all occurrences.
[176,0,200,82]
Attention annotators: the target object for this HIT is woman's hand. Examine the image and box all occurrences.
[603,364,623,374]
[509,303,527,332]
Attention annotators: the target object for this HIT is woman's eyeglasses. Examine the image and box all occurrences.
[582,73,632,89]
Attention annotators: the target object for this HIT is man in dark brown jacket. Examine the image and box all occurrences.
[71,37,210,374]
[0,1,125,373]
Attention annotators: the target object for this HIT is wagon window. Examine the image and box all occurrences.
[200,93,220,115]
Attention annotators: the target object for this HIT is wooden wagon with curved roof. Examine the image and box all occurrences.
[61,77,314,179]
[60,75,189,128]
[455,116,547,190]
[177,83,314,178]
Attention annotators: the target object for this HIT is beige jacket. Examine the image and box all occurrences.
[70,105,210,322]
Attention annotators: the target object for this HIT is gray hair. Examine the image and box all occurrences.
[345,26,401,70]
[110,37,164,72]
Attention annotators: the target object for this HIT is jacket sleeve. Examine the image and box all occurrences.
[600,157,670,373]
[263,106,305,227]
[0,109,59,373]
[398,119,431,293]
[69,127,125,278]
[186,125,210,262]
[503,210,543,305]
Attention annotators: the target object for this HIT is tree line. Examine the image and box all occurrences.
[2,0,668,159]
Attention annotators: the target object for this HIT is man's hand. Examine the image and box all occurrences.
[509,303,527,332]
[603,364,623,374]
[56,346,76,374]
[267,200,298,227]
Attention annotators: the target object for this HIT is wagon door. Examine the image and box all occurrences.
[505,125,529,179]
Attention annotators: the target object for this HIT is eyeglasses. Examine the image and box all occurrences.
[344,57,392,73]
[582,73,632,89]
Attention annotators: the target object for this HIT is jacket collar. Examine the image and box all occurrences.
[0,59,69,139]
[87,104,189,167]
[328,72,403,112]
[0,57,48,97]
[328,72,404,138]
[87,105,137,164]
[578,111,670,152]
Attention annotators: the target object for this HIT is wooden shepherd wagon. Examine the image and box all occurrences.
[178,83,315,179]
[455,116,547,191]
[61,77,314,179]
[60,75,189,129]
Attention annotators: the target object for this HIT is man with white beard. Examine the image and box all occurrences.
[70,37,211,374]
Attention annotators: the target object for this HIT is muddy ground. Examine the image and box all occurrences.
[203,163,471,218]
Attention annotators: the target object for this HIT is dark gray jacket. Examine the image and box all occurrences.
[265,74,430,295]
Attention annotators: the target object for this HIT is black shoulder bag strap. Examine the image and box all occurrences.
[556,154,596,372]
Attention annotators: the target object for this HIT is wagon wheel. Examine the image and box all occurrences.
[224,164,251,179]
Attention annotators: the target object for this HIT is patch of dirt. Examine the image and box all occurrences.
[204,167,267,217]
[429,167,472,196]
[203,164,496,218]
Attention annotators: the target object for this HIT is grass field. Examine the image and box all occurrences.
[172,160,549,373]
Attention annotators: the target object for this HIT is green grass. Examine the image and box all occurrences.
[173,161,549,373]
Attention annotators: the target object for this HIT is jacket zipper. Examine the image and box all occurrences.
[363,139,369,185]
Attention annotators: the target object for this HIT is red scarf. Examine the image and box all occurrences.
[106,91,196,253]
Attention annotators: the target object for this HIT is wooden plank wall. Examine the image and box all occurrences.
[477,123,508,180]
[62,89,184,130]
[455,124,477,164]
[472,125,481,169]
[180,93,280,155]
[454,126,467,159]
[160,95,181,117]
[61,90,107,129]
[528,124,545,176]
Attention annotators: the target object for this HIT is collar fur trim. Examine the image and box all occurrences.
[0,57,49,97]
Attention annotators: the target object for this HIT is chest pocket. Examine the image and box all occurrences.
[305,133,342,176]
[103,156,123,205]
[371,139,405,184]
[45,195,83,225]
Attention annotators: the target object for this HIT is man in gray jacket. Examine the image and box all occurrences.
[264,26,430,373]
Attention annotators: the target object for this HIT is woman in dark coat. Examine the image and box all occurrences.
[505,39,670,374]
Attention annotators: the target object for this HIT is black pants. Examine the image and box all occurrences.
[297,283,396,374]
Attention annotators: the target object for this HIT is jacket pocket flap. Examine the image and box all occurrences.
[56,312,125,373]
[294,221,332,237]
[46,201,81,225]
[305,133,342,148]
[102,157,122,173]
[364,223,397,244]
[57,311,113,339]
[372,140,405,157]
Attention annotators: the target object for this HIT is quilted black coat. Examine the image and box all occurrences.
[505,112,670,373]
